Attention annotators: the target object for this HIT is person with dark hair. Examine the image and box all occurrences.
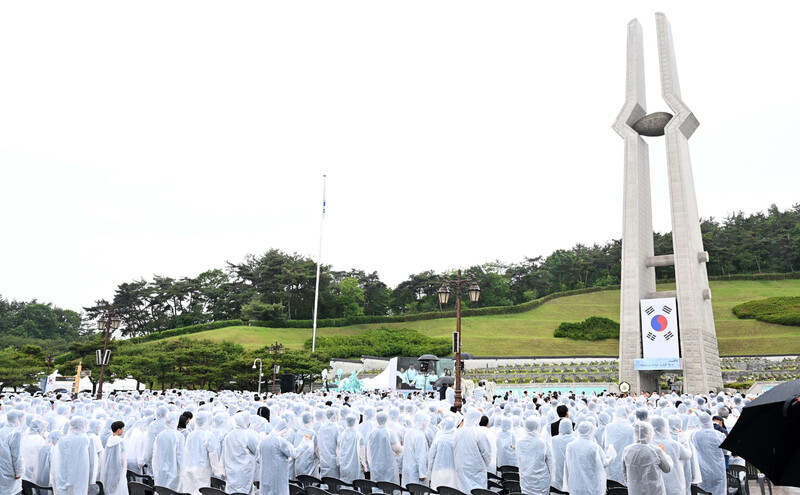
[257,405,270,422]
[550,404,571,437]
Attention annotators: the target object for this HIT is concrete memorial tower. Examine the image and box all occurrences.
[613,13,723,395]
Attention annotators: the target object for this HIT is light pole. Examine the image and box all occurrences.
[95,307,121,400]
[438,269,480,411]
[252,358,264,395]
[268,341,284,395]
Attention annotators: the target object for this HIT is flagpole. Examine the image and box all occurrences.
[311,175,326,353]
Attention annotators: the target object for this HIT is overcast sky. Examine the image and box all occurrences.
[2,1,799,312]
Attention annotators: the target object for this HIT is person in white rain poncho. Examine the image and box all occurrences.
[563,421,615,495]
[145,406,169,475]
[551,418,576,492]
[51,416,96,495]
[317,408,340,478]
[124,417,150,473]
[37,431,62,488]
[366,411,403,484]
[223,412,259,495]
[453,408,492,494]
[516,418,553,495]
[402,412,430,486]
[428,417,457,491]
[691,413,727,495]
[0,410,25,495]
[99,422,127,495]
[258,420,313,495]
[182,412,223,495]
[21,417,47,482]
[651,416,692,495]
[622,421,672,495]
[152,412,185,491]
[603,406,634,485]
[294,412,319,478]
[337,415,367,484]
[495,417,517,470]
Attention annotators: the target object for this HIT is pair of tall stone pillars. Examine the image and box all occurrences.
[614,13,723,395]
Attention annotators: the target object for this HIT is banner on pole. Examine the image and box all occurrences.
[639,297,680,359]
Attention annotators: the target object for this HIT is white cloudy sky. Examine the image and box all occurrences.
[1,1,799,312]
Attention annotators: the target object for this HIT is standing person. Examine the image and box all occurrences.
[366,412,403,484]
[183,412,223,495]
[144,406,169,475]
[563,421,615,495]
[622,422,672,495]
[651,417,692,495]
[551,419,576,492]
[21,418,47,482]
[294,413,319,479]
[453,409,492,493]
[99,422,127,495]
[495,417,517,471]
[427,417,457,491]
[317,409,340,478]
[0,410,25,495]
[51,417,96,495]
[37,431,62,488]
[603,406,634,486]
[550,404,571,437]
[515,418,553,495]
[337,415,366,484]
[152,413,184,492]
[258,421,313,495]
[223,412,259,495]
[402,413,430,486]
[691,413,727,495]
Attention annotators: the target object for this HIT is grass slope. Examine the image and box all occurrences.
[151,279,800,357]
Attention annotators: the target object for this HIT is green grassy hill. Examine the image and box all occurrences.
[150,279,800,357]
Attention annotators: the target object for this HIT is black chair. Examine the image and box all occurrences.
[472,489,497,495]
[607,479,625,490]
[486,480,504,493]
[291,484,309,495]
[21,480,55,495]
[200,488,227,495]
[210,476,226,490]
[500,473,519,482]
[95,481,105,495]
[691,485,712,495]
[306,487,335,495]
[497,466,518,474]
[406,483,438,495]
[607,488,628,495]
[154,486,191,495]
[298,475,325,488]
[436,487,467,495]
[376,482,406,495]
[486,473,502,482]
[128,481,156,495]
[548,488,568,495]
[501,481,520,493]
[727,467,748,495]
[745,462,773,495]
[322,477,351,494]
[254,481,261,489]
[127,471,155,486]
[353,479,378,495]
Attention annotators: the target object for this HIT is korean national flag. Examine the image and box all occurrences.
[640,297,680,358]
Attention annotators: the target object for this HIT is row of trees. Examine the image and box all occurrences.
[75,203,799,338]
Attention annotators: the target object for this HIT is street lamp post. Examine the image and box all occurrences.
[438,269,480,411]
[268,341,284,395]
[95,307,121,400]
[252,358,264,395]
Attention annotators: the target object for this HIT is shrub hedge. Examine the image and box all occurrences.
[731,296,800,327]
[554,316,620,341]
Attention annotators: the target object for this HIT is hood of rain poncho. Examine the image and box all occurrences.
[345,415,357,427]
[576,421,594,439]
[651,416,668,436]
[558,418,574,435]
[697,412,713,429]
[376,411,389,426]
[633,421,654,444]
[524,417,540,435]
[69,416,88,434]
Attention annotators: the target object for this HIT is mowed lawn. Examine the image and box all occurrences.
[153,279,800,357]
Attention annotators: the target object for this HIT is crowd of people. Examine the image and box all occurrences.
[0,384,747,495]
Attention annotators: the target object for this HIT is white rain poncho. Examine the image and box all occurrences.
[294,412,319,478]
[357,407,375,473]
[427,417,457,490]
[99,435,127,495]
[337,415,366,484]
[595,412,610,446]
[551,418,576,491]
[51,416,96,495]
[0,410,25,495]
[603,406,635,484]
[152,413,184,491]
[516,418,553,495]
[402,413,430,486]
[622,421,672,495]
[495,417,517,469]
[37,431,63,487]
[651,416,692,495]
[563,421,615,495]
[258,420,313,495]
[453,408,492,493]
[21,417,47,481]
[691,413,726,495]
[182,412,223,495]
[144,406,169,474]
[222,412,259,495]
[317,408,340,478]
[366,411,403,484]
[124,417,150,472]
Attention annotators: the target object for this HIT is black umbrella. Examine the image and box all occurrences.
[720,379,800,486]
[433,376,455,387]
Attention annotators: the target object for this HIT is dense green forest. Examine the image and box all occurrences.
[2,203,799,343]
